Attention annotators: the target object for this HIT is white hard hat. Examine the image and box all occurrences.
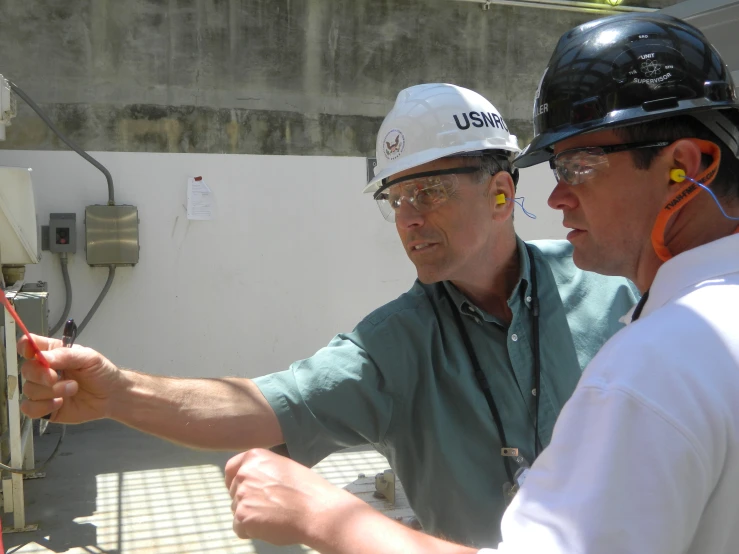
[364,83,520,194]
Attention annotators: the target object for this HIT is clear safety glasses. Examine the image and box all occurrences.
[549,141,669,186]
[374,167,481,222]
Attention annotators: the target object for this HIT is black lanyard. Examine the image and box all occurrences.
[631,289,650,322]
[444,244,542,483]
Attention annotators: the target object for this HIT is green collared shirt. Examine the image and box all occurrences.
[254,238,639,547]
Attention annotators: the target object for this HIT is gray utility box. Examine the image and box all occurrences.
[47,213,77,254]
[85,205,140,267]
[11,283,49,338]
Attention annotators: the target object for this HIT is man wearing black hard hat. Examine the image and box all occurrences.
[219,13,739,554]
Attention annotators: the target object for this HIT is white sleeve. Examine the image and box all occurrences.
[493,384,712,554]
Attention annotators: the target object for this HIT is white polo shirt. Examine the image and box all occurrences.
[481,233,739,554]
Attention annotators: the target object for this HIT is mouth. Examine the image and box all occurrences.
[566,228,586,241]
[408,242,439,254]
[562,221,586,240]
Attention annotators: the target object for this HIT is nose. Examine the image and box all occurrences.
[547,179,578,212]
[394,197,424,229]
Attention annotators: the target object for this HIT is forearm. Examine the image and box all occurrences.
[110,370,284,450]
[308,495,478,554]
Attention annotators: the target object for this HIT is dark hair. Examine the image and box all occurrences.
[614,111,739,200]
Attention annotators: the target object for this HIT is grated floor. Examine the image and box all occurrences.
[2,420,392,553]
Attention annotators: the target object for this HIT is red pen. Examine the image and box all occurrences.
[0,290,51,369]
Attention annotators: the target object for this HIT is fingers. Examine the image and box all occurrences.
[21,358,62,388]
[21,397,64,419]
[23,379,78,401]
[21,353,79,421]
[225,449,279,491]
[233,519,252,540]
[18,334,63,359]
[21,378,78,420]
[19,335,102,374]
[226,450,265,517]
[228,457,253,540]
[225,451,251,490]
[229,461,260,542]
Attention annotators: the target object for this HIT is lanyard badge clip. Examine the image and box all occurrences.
[501,447,530,505]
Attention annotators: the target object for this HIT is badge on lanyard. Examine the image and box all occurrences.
[501,447,530,505]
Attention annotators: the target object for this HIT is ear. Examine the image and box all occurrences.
[488,171,516,221]
[667,139,706,190]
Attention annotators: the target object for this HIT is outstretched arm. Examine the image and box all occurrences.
[19,334,284,451]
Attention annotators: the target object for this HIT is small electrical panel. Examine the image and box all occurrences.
[84,205,140,266]
[45,212,77,254]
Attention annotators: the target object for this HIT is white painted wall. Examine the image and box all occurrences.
[0,150,563,378]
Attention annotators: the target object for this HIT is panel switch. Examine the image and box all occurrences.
[48,213,77,254]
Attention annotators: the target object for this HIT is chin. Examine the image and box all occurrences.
[415,267,447,284]
[571,248,600,273]
[572,250,623,277]
[416,273,443,285]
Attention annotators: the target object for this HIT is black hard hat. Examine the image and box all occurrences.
[515,13,739,168]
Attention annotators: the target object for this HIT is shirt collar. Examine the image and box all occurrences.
[633,234,739,321]
[442,237,533,319]
[510,236,535,308]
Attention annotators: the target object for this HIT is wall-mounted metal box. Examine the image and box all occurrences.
[12,284,49,338]
[85,205,140,266]
[47,212,77,254]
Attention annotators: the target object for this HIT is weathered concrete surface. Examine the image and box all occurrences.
[0,0,682,156]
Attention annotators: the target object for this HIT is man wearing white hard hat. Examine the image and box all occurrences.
[19,83,637,547]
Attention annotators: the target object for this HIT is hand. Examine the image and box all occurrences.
[19,333,128,423]
[225,448,366,546]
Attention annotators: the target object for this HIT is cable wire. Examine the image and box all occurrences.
[0,425,65,475]
[687,176,739,221]
[78,265,115,337]
[8,80,119,339]
[7,80,115,205]
[48,253,72,336]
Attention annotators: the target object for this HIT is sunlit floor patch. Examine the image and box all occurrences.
[7,448,392,553]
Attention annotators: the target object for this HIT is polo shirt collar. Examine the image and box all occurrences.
[442,237,534,321]
[634,234,739,321]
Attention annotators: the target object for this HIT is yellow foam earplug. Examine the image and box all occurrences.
[495,193,506,205]
[670,168,686,183]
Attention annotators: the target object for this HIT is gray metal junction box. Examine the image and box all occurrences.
[84,205,140,267]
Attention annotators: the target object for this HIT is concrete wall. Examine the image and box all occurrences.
[0,0,679,157]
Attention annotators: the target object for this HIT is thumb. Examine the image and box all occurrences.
[39,344,101,371]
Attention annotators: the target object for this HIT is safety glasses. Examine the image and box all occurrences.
[374,167,481,222]
[549,141,669,186]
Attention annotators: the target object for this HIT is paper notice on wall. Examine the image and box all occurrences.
[187,176,214,220]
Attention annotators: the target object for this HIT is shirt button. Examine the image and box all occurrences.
[526,296,532,303]
[531,389,537,396]
[511,334,518,342]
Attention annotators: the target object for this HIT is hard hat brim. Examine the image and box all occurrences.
[365,142,520,194]
[514,101,739,169]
